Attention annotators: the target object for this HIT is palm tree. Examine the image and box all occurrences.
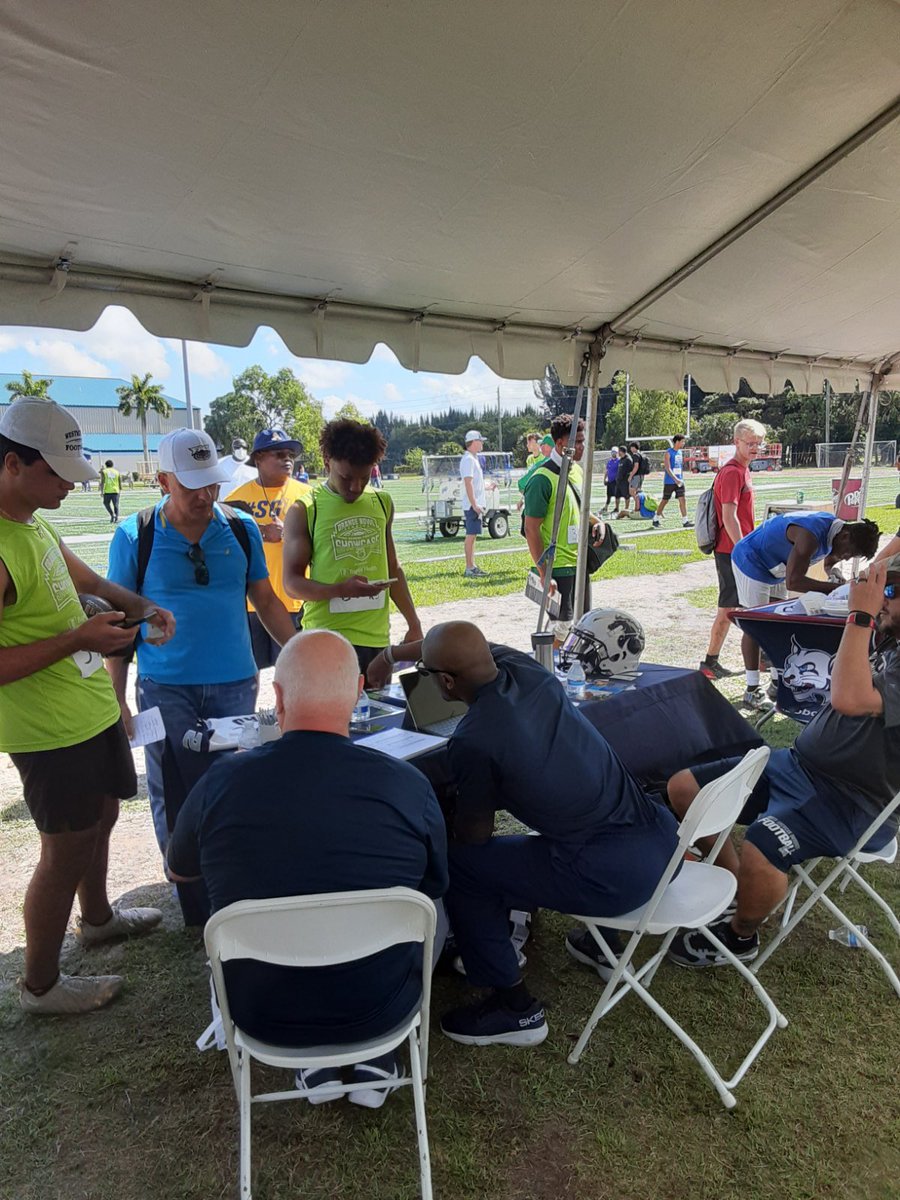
[116,373,172,473]
[5,369,52,397]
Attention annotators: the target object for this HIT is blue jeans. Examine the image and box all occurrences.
[138,676,258,922]
[447,807,678,989]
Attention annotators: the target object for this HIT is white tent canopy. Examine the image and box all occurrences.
[2,0,900,392]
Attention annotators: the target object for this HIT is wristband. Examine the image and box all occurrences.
[383,644,395,666]
[846,610,877,630]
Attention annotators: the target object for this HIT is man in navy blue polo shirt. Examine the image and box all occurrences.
[106,429,299,923]
[168,630,447,1106]
[404,621,678,1047]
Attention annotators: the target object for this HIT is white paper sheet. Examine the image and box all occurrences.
[355,728,446,760]
[128,706,166,748]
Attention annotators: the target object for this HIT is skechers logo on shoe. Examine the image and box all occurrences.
[518,1009,545,1028]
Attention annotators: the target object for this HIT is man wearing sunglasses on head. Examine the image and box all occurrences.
[107,429,298,924]
[667,556,900,968]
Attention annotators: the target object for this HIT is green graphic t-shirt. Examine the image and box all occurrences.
[522,462,583,576]
[300,484,393,647]
[0,514,120,752]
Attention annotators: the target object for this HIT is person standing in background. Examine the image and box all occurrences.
[460,430,488,578]
[602,447,619,515]
[653,435,691,528]
[226,428,311,670]
[99,459,121,524]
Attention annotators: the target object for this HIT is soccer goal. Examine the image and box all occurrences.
[815,441,897,469]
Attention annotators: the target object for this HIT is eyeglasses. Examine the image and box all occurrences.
[415,659,455,678]
[886,584,897,600]
[187,543,209,586]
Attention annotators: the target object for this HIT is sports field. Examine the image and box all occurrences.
[56,466,899,607]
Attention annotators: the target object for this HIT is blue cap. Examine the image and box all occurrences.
[250,427,302,460]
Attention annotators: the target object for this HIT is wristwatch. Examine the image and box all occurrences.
[846,610,876,630]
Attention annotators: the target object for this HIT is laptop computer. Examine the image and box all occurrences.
[400,671,469,738]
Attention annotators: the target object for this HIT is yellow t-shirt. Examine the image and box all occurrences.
[224,477,311,613]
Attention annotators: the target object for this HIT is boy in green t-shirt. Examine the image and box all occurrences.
[282,418,422,674]
[0,397,175,1015]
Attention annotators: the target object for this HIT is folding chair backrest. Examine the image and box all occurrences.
[204,887,437,969]
[680,746,771,848]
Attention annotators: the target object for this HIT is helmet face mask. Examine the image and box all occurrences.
[559,608,645,677]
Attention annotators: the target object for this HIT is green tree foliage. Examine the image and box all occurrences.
[333,400,368,423]
[5,369,51,397]
[115,372,172,471]
[205,366,325,471]
[403,447,424,473]
[603,376,688,448]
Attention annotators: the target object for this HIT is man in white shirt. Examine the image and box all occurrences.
[459,430,488,579]
[218,438,257,490]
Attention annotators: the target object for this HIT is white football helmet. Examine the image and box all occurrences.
[560,608,645,677]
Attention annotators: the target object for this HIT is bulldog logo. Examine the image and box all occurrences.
[781,636,835,707]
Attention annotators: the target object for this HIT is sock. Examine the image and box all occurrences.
[746,670,760,687]
[496,981,535,1012]
[704,654,719,667]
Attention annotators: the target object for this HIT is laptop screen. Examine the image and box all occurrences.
[400,671,468,730]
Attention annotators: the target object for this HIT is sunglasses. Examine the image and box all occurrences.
[415,659,456,678]
[187,543,209,586]
[886,584,897,600]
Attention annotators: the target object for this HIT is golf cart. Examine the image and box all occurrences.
[421,452,514,541]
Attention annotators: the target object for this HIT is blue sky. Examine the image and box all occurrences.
[0,306,538,422]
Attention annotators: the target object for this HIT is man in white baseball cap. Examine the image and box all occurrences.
[459,430,488,578]
[0,395,175,1014]
[106,425,299,924]
[0,395,98,484]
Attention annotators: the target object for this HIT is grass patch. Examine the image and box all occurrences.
[686,584,719,611]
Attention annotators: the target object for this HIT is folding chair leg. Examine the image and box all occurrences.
[841,865,900,939]
[816,893,900,999]
[239,1049,252,1200]
[408,1033,433,1200]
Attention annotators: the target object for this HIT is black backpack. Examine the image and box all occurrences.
[134,502,252,593]
[638,452,652,476]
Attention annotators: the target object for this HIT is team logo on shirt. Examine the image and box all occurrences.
[42,543,78,612]
[331,515,382,562]
[781,636,835,708]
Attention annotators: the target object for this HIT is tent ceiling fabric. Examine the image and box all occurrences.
[2,0,900,391]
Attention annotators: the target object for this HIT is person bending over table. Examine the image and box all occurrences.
[730,512,879,708]
[379,621,679,1047]
[667,557,900,968]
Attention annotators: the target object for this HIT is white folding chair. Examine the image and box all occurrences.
[204,887,437,1200]
[568,746,788,1110]
[751,789,900,997]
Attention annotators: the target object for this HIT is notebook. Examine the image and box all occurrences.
[400,670,469,738]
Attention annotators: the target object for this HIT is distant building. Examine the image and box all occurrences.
[0,374,198,476]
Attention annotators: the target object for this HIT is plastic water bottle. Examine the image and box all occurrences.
[353,690,371,727]
[828,924,867,947]
[566,660,586,701]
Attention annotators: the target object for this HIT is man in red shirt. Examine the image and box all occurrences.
[700,420,767,706]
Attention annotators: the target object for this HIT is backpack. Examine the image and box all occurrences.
[134,502,252,593]
[694,486,719,554]
[638,452,652,476]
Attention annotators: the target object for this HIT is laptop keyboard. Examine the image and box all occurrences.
[424,715,463,737]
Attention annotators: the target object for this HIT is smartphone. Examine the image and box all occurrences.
[120,609,158,629]
[369,578,398,586]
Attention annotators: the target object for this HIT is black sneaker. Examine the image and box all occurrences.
[295,1066,344,1104]
[699,659,738,681]
[667,919,759,968]
[565,928,621,981]
[440,992,548,1046]
[766,679,779,701]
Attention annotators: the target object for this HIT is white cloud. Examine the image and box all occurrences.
[184,341,230,380]
[289,358,352,392]
[382,382,402,404]
[369,343,399,365]
[23,339,111,377]
[0,333,16,353]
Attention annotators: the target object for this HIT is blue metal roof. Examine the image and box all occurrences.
[0,374,184,409]
[81,435,165,453]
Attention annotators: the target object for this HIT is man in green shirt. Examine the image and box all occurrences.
[522,415,595,644]
[282,418,422,673]
[0,397,175,1015]
[99,458,122,523]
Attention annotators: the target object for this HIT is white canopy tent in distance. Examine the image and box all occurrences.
[2,1,900,634]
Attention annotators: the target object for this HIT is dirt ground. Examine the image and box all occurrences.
[0,560,725,956]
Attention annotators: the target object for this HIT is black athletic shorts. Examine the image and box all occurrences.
[615,477,631,500]
[11,719,136,834]
[714,551,739,608]
[605,481,617,503]
[552,572,591,623]
[662,481,686,500]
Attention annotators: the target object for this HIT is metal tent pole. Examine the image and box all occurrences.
[574,353,602,622]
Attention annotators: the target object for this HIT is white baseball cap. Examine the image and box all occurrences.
[158,429,231,489]
[0,396,98,482]
[464,430,484,445]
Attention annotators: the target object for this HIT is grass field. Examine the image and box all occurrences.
[49,467,900,608]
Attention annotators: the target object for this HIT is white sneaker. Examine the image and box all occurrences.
[75,904,163,947]
[18,972,123,1015]
[348,1056,402,1109]
[294,1067,344,1105]
[682,517,692,527]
